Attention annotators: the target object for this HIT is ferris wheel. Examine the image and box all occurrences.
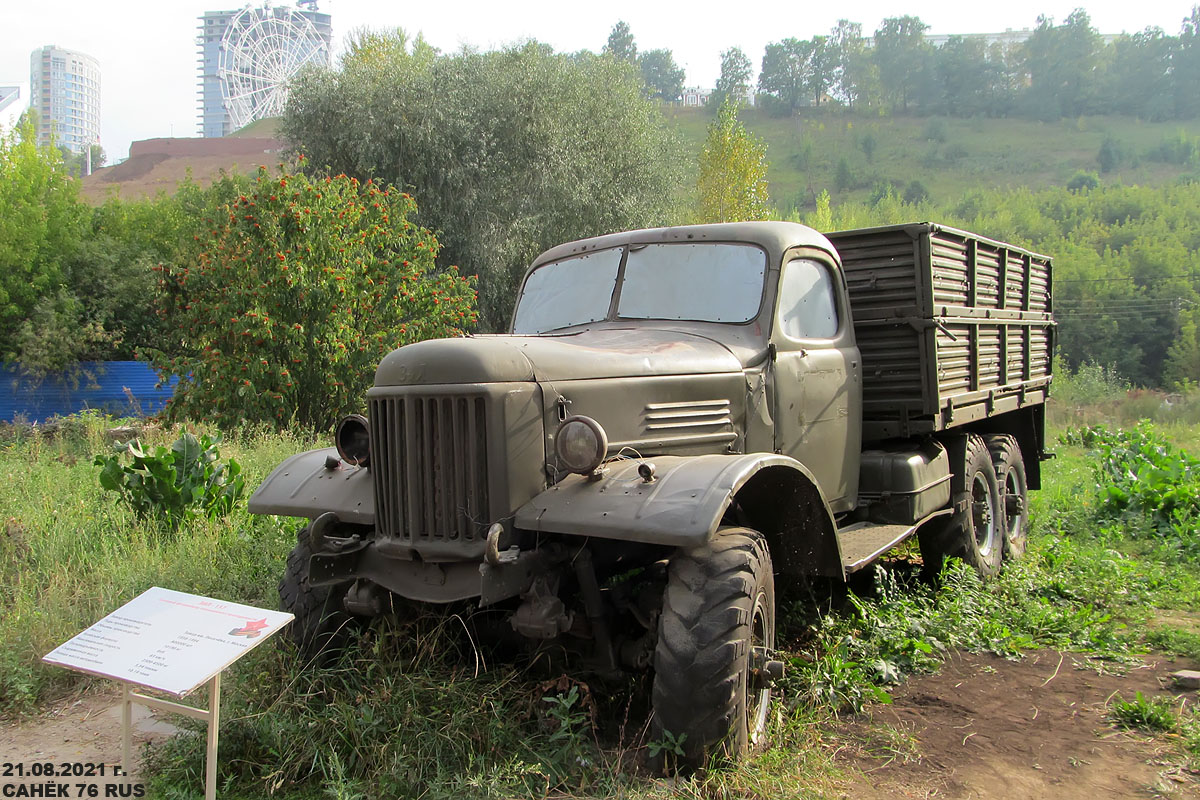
[218,3,330,131]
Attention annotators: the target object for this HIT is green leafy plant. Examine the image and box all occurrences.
[1063,423,1200,545]
[646,728,687,759]
[1108,691,1179,732]
[94,431,245,527]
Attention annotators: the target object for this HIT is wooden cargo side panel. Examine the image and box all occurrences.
[827,223,1053,441]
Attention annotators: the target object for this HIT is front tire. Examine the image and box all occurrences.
[278,525,358,664]
[651,528,775,770]
[920,434,1003,579]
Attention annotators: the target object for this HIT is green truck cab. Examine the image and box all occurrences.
[249,220,1053,765]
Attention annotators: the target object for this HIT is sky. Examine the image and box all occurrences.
[3,0,1197,162]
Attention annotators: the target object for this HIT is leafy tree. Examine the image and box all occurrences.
[758,39,808,114]
[1109,29,1175,120]
[696,101,770,223]
[14,193,185,373]
[829,20,873,108]
[712,47,752,109]
[934,36,997,116]
[149,166,476,431]
[873,16,932,112]
[1164,307,1200,386]
[804,36,837,107]
[1175,6,1200,119]
[283,33,682,331]
[903,180,930,204]
[1021,11,1102,119]
[59,144,106,178]
[604,21,637,64]
[640,49,684,102]
[0,113,88,361]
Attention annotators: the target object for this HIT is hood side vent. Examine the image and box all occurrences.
[609,399,737,454]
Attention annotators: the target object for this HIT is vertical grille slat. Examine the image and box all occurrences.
[453,398,468,540]
[370,392,491,546]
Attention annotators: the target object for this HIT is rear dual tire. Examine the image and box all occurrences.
[920,434,1003,579]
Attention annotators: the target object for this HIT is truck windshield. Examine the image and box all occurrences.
[512,242,766,334]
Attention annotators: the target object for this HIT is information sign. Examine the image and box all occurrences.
[43,587,293,697]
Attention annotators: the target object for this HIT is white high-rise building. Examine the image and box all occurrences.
[197,4,332,138]
[29,46,101,153]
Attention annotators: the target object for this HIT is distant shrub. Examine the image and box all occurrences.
[1146,131,1199,166]
[1066,171,1100,193]
[1098,135,1130,173]
[868,181,900,206]
[859,132,878,162]
[943,142,969,162]
[835,157,855,192]
[789,135,815,171]
[903,180,930,205]
[922,118,948,143]
[1053,360,1129,406]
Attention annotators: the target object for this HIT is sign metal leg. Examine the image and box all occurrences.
[205,673,220,800]
[121,682,133,784]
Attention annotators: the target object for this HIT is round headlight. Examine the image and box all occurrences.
[335,414,371,466]
[555,415,608,475]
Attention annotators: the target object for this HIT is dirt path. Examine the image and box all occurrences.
[0,686,178,795]
[834,650,1200,799]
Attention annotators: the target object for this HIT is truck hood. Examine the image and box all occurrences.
[374,329,744,386]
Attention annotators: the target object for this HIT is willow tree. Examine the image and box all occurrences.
[283,33,683,331]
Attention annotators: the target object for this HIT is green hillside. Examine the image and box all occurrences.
[667,107,1200,212]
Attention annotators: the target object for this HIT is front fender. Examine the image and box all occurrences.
[247,448,374,525]
[515,453,834,550]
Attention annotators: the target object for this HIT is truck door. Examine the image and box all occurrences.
[772,256,862,513]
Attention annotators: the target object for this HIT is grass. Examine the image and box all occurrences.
[5,393,1200,797]
[666,107,1200,213]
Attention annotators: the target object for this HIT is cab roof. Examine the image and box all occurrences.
[530,221,840,269]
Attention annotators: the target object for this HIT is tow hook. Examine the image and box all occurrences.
[309,511,360,553]
[484,523,520,566]
[750,646,785,690]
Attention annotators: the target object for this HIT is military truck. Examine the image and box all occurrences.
[249,221,1053,766]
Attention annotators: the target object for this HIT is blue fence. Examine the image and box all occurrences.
[0,362,178,424]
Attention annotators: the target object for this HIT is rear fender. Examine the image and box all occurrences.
[247,448,375,525]
[515,453,843,577]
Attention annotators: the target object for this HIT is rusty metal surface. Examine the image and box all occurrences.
[826,222,1053,441]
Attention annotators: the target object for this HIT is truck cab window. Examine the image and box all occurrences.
[778,258,838,339]
[512,247,623,334]
[617,243,766,323]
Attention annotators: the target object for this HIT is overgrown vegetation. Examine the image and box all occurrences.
[4,400,1200,797]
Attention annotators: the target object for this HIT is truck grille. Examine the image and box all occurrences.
[368,394,490,544]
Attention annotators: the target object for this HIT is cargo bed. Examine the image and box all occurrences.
[826,223,1053,442]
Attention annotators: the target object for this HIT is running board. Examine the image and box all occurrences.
[837,509,953,573]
